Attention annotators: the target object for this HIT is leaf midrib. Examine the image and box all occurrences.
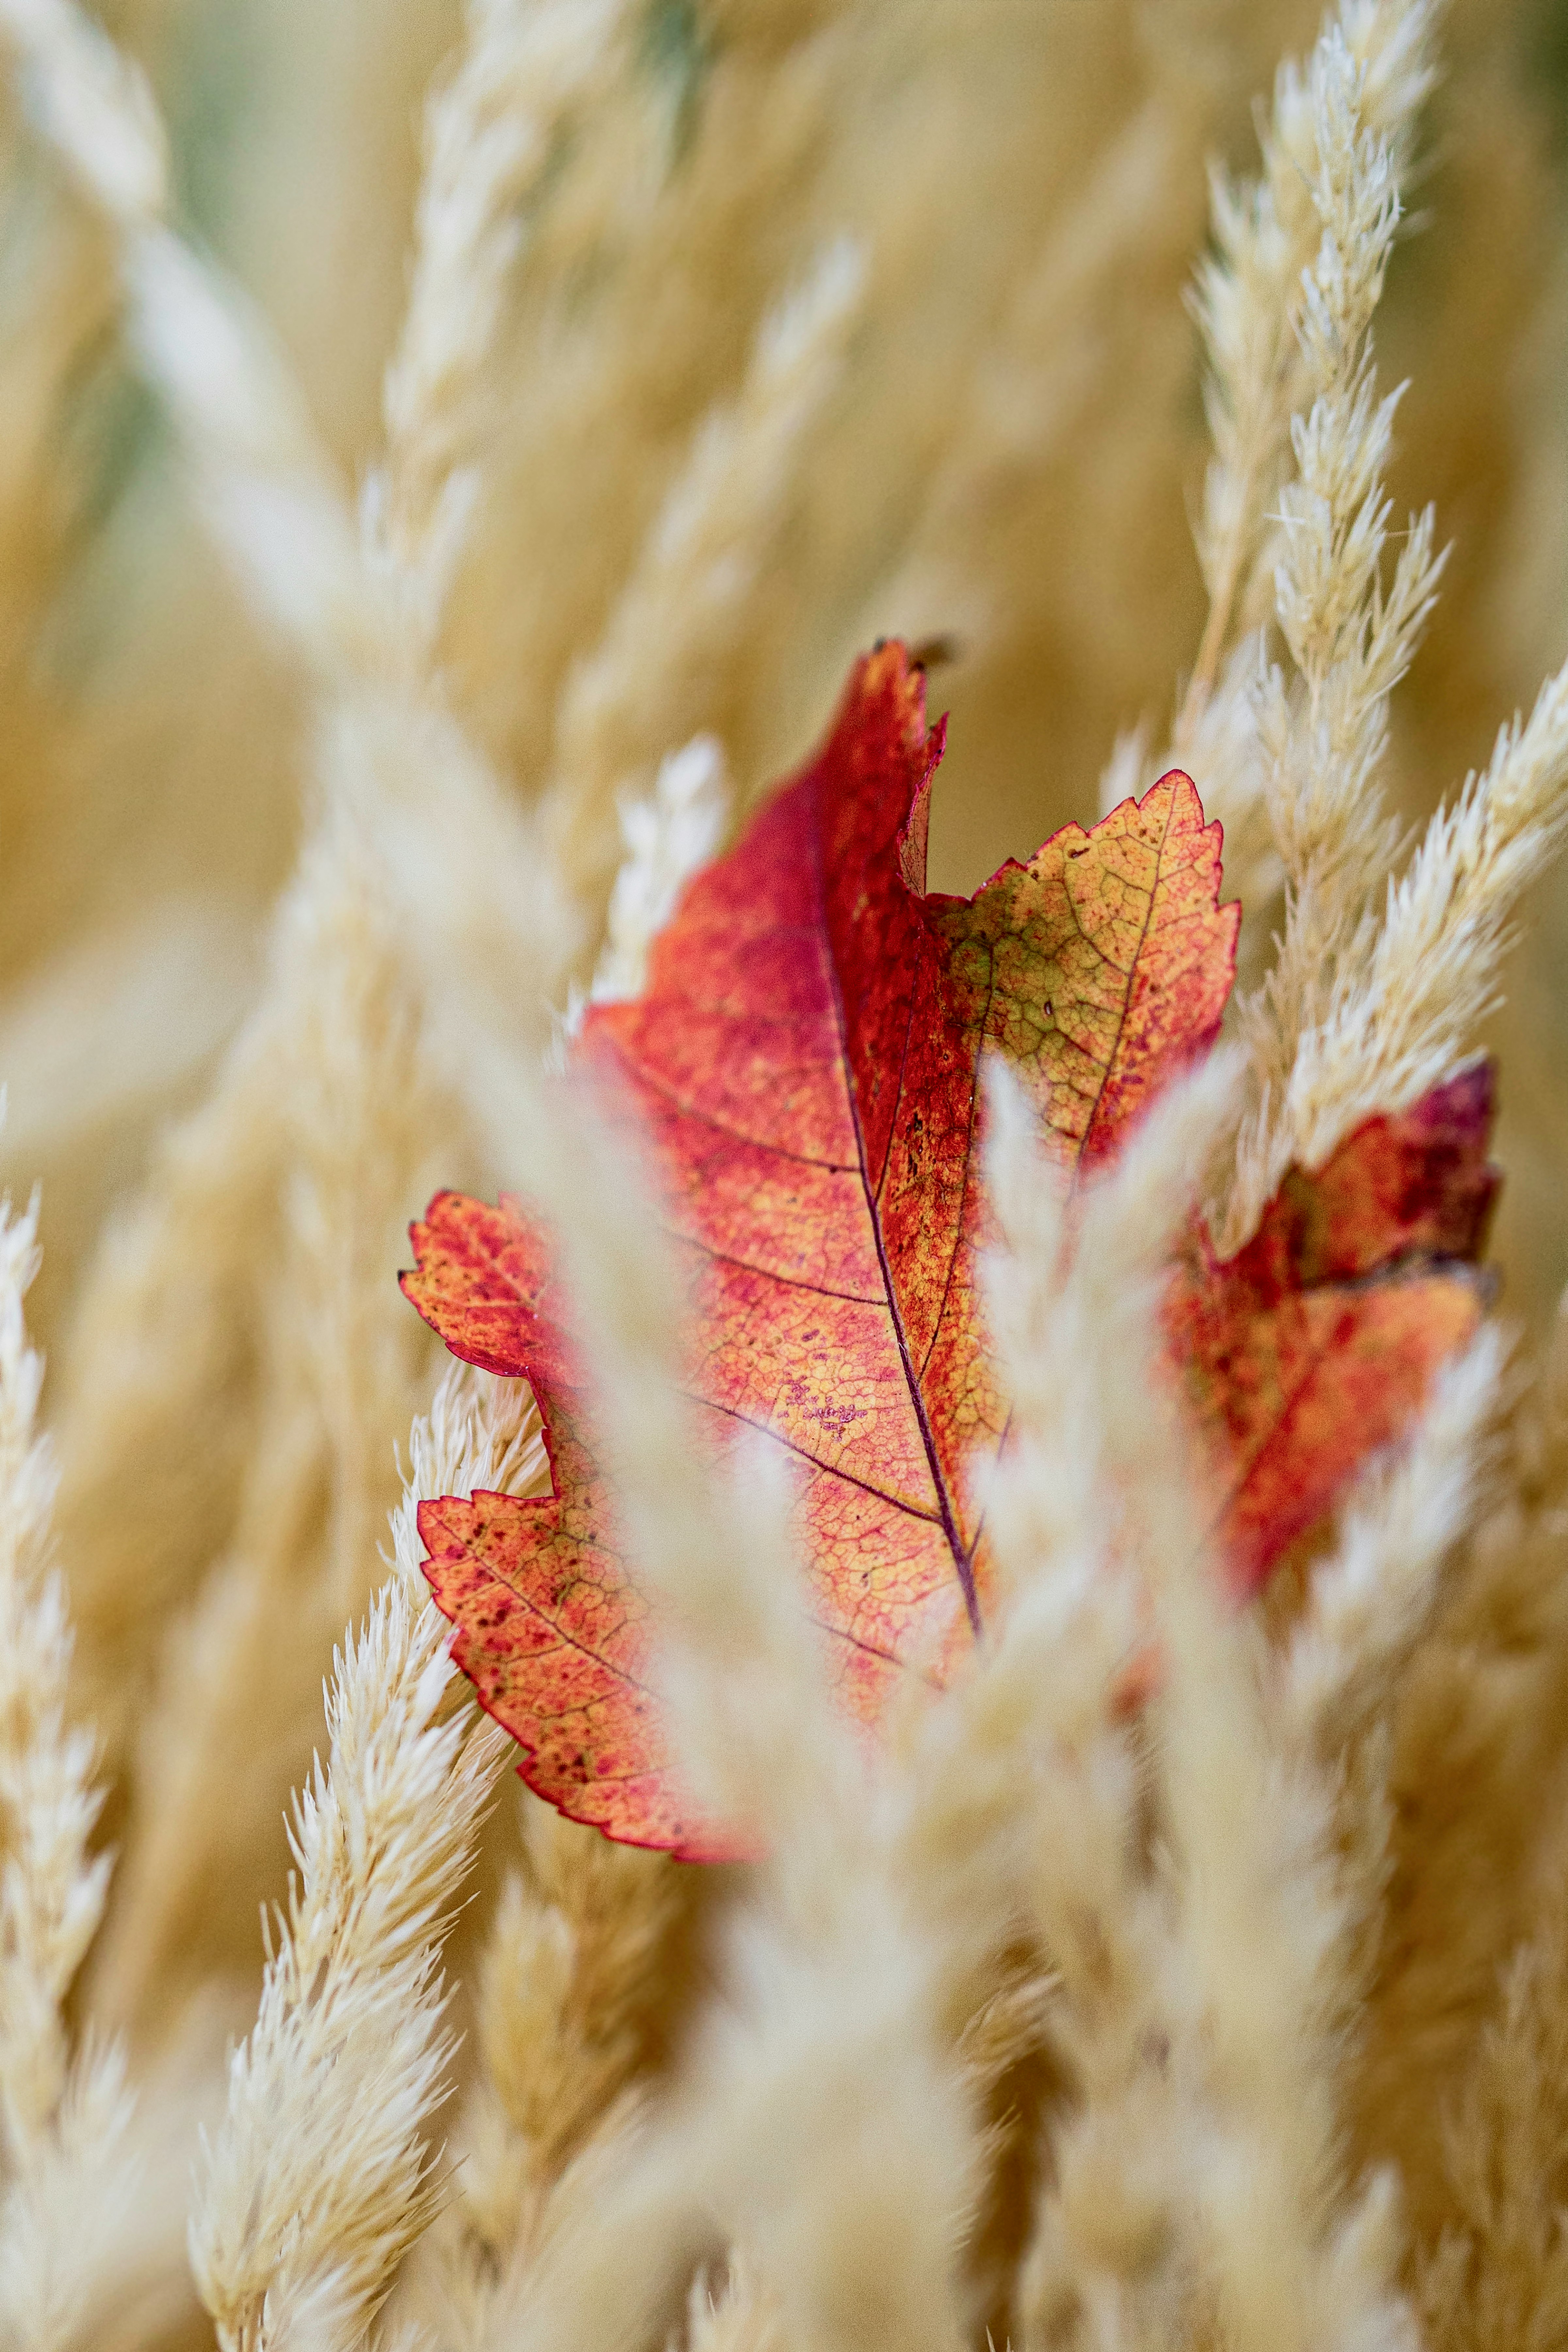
[816,807,983,1637]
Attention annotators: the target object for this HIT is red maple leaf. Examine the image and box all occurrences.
[402,644,1493,1854]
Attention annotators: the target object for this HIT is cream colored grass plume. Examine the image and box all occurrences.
[0,1160,195,2352]
[1205,0,1568,1239]
[188,1369,535,2352]
[477,1081,978,2352]
[1,0,1568,2344]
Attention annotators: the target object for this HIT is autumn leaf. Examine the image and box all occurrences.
[403,642,1238,1850]
[401,642,1495,1853]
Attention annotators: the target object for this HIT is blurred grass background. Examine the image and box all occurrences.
[2,0,1566,1360]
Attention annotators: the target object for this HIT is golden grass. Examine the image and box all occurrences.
[0,1,1563,2345]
